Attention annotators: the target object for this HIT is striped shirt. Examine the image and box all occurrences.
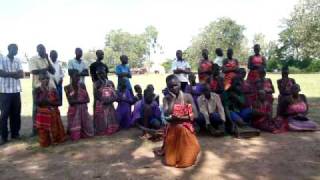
[0,55,22,93]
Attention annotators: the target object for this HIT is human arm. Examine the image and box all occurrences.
[80,69,89,76]
[0,70,24,79]
[268,79,275,94]
[300,94,309,115]
[247,56,253,70]
[64,85,80,105]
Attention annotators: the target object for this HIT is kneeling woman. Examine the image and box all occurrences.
[65,70,94,140]
[35,73,66,147]
[252,90,286,133]
[277,84,318,131]
[158,75,200,168]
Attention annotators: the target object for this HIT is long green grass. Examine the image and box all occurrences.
[20,73,320,117]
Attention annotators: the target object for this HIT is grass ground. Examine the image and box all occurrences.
[1,73,320,180]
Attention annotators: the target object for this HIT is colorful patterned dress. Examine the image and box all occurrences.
[247,55,264,82]
[94,83,119,135]
[252,100,287,133]
[223,59,238,90]
[35,88,66,147]
[65,84,94,140]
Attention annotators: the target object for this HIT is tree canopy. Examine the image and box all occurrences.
[184,17,247,69]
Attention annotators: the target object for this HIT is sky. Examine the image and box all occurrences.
[0,0,299,62]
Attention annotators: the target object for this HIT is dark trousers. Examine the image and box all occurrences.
[180,82,188,92]
[32,89,37,134]
[55,83,63,105]
[196,113,224,129]
[0,93,21,140]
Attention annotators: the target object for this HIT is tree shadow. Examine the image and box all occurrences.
[1,97,320,179]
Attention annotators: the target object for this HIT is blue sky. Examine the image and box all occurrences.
[0,0,298,62]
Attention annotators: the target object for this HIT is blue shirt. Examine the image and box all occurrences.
[68,58,88,83]
[115,64,132,90]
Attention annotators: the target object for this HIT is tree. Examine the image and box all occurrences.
[279,0,320,59]
[161,59,173,73]
[103,26,160,68]
[185,17,247,68]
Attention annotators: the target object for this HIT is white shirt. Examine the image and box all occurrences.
[171,59,190,83]
[197,93,226,124]
[214,56,224,67]
[0,55,22,93]
[50,61,64,84]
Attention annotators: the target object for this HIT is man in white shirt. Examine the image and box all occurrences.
[0,44,24,145]
[29,44,56,136]
[214,48,224,67]
[171,50,191,92]
[196,85,225,136]
[50,50,64,103]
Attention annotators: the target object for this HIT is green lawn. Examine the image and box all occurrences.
[20,73,320,117]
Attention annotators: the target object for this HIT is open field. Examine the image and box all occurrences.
[1,73,320,180]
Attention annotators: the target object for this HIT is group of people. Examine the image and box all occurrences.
[0,43,318,168]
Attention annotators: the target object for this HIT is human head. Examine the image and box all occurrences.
[230,77,242,92]
[176,50,183,60]
[37,44,46,58]
[39,72,49,87]
[215,48,223,57]
[237,68,247,80]
[212,63,220,76]
[96,50,104,61]
[291,84,301,96]
[257,89,266,101]
[166,74,180,96]
[202,84,211,99]
[188,72,196,84]
[75,48,83,60]
[255,79,264,90]
[254,44,261,55]
[8,44,18,56]
[50,50,58,62]
[120,55,128,65]
[202,49,209,59]
[70,70,80,84]
[106,80,115,88]
[134,85,142,94]
[281,66,289,78]
[144,89,154,104]
[146,84,155,93]
[227,48,233,59]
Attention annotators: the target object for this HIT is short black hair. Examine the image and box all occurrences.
[166,74,178,84]
[215,48,223,56]
[75,47,82,53]
[8,44,18,51]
